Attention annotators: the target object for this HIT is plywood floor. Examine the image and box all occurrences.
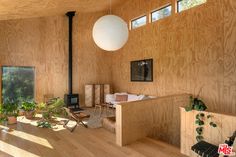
[0,118,186,157]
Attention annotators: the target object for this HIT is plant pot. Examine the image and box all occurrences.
[18,109,25,116]
[7,116,17,125]
[25,110,35,119]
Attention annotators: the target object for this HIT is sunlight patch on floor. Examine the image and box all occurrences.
[17,115,69,131]
[0,125,53,149]
[0,140,40,157]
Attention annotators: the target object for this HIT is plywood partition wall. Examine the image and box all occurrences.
[116,94,190,147]
[180,107,236,157]
[112,0,236,115]
[0,12,112,105]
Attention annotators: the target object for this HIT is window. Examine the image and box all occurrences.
[177,0,207,12]
[131,16,147,29]
[2,66,35,104]
[151,5,172,22]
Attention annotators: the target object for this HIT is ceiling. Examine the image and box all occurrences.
[0,0,126,21]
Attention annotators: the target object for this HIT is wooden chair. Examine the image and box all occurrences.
[63,107,90,132]
[191,131,236,157]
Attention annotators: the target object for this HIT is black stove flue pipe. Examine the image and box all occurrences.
[66,11,75,95]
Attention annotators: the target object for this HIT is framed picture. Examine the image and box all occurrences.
[130,59,153,82]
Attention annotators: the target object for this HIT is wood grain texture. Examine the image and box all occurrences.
[180,107,236,156]
[0,16,68,103]
[0,0,127,21]
[112,0,236,115]
[73,12,113,107]
[116,94,190,147]
[0,121,186,157]
[0,12,113,105]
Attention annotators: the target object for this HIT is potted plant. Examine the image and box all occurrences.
[18,105,25,116]
[36,102,47,114]
[22,101,36,119]
[36,98,67,128]
[0,105,7,124]
[2,103,19,125]
[185,96,207,112]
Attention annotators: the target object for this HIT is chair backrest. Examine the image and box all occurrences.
[63,107,72,116]
[225,131,236,146]
[63,107,78,120]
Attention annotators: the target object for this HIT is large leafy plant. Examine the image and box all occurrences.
[2,103,19,117]
[21,101,36,111]
[0,105,7,123]
[36,98,67,128]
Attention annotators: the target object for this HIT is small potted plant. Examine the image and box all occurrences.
[22,101,36,119]
[36,102,47,114]
[18,105,25,116]
[0,105,7,124]
[2,103,19,125]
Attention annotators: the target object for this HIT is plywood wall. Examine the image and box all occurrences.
[116,94,190,147]
[112,0,236,115]
[0,12,112,105]
[0,16,68,103]
[73,12,112,106]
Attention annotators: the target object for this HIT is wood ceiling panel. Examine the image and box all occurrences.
[0,0,126,20]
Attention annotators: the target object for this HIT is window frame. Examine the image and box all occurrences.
[150,4,172,23]
[130,15,147,30]
[1,65,36,104]
[177,0,182,13]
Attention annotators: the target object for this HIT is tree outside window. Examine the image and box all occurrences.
[2,66,35,104]
[178,0,207,12]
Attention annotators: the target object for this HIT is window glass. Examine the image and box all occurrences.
[2,66,35,104]
[131,16,147,29]
[151,5,172,22]
[177,0,207,12]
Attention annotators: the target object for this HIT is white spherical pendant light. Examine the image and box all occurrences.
[92,15,129,51]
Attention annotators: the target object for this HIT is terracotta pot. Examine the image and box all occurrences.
[7,116,17,125]
[25,110,35,119]
[18,109,25,116]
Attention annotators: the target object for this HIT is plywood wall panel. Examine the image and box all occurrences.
[223,0,236,114]
[0,12,112,105]
[0,0,127,21]
[116,94,190,147]
[73,12,112,106]
[112,0,236,114]
[0,17,67,102]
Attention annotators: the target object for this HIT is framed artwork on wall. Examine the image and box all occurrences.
[130,59,153,82]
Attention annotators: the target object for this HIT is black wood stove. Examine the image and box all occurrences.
[64,11,81,111]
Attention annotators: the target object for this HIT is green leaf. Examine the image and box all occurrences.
[195,119,204,126]
[212,124,217,127]
[196,127,203,135]
[196,135,204,142]
[207,115,211,119]
[209,122,217,128]
[196,114,200,119]
[185,105,192,112]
